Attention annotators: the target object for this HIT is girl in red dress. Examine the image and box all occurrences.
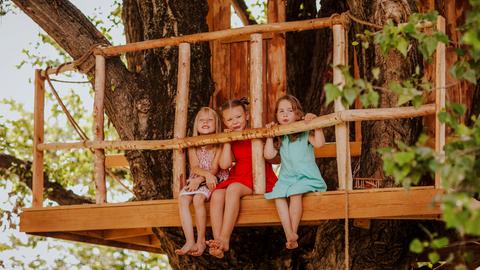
[206,98,277,258]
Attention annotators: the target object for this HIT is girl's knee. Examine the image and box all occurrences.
[179,195,192,206]
[193,194,206,207]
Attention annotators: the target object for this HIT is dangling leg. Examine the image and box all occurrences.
[214,183,252,256]
[190,194,207,256]
[274,198,297,249]
[207,189,225,257]
[175,195,196,255]
[286,194,303,249]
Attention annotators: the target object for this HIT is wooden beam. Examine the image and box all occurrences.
[231,0,251,26]
[250,33,266,194]
[315,141,361,158]
[172,43,190,198]
[40,63,77,76]
[267,0,286,123]
[435,16,446,189]
[94,55,106,204]
[32,232,163,253]
[103,228,153,240]
[333,24,353,190]
[105,154,128,168]
[33,70,45,208]
[220,32,274,44]
[37,104,435,152]
[20,187,442,232]
[99,17,345,56]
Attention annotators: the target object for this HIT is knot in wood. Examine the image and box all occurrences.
[135,98,151,114]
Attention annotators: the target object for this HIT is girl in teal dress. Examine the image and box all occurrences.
[264,95,327,249]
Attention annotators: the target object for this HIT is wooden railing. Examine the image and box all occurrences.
[32,15,446,206]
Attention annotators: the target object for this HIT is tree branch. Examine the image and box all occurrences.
[231,0,257,25]
[0,153,94,205]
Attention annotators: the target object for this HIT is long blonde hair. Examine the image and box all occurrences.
[192,107,222,137]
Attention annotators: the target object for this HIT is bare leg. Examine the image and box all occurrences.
[289,194,303,234]
[217,183,252,254]
[190,194,207,256]
[175,195,196,255]
[274,198,297,249]
[209,189,225,240]
[287,194,303,249]
[207,189,225,257]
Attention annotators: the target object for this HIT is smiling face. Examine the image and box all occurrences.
[222,105,249,131]
[276,99,298,125]
[195,110,217,135]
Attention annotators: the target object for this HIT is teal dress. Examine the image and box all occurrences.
[265,131,326,199]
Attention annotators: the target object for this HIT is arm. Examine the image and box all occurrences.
[219,142,233,169]
[305,113,326,148]
[264,122,279,160]
[188,148,218,177]
[188,148,218,190]
[218,128,234,169]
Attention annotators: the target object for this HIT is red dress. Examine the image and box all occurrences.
[215,140,277,192]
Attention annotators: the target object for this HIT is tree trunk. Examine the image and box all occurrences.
[11,0,471,269]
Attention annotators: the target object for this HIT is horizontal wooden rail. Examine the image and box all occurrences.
[40,63,77,77]
[97,16,345,57]
[37,104,435,151]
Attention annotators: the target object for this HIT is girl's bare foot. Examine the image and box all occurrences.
[206,239,225,258]
[189,242,206,256]
[175,242,196,255]
[286,233,299,249]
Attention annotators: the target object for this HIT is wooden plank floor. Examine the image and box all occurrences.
[20,186,442,252]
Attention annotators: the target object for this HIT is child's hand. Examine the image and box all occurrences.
[224,128,232,133]
[265,122,277,128]
[304,113,317,123]
[265,122,277,137]
[205,174,218,190]
[186,177,204,192]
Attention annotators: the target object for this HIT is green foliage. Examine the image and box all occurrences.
[380,134,436,187]
[324,66,379,108]
[374,11,448,59]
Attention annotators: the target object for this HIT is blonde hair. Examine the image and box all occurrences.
[192,107,222,137]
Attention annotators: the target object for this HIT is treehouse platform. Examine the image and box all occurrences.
[20,5,448,263]
[20,187,442,253]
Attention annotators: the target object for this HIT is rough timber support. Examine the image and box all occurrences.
[172,43,191,198]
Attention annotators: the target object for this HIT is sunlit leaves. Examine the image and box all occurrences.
[324,65,379,108]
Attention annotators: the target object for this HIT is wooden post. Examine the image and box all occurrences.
[435,16,446,189]
[333,24,353,190]
[32,69,45,208]
[267,0,287,123]
[94,54,107,204]
[250,33,266,194]
[172,43,191,198]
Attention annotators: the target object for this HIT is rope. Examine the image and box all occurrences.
[44,69,135,196]
[344,189,350,270]
[344,11,383,30]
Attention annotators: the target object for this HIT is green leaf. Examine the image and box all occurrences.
[431,237,449,249]
[428,251,440,264]
[343,87,357,106]
[396,37,409,57]
[410,239,424,253]
[324,84,341,106]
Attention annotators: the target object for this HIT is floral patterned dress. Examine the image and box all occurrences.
[179,146,229,199]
